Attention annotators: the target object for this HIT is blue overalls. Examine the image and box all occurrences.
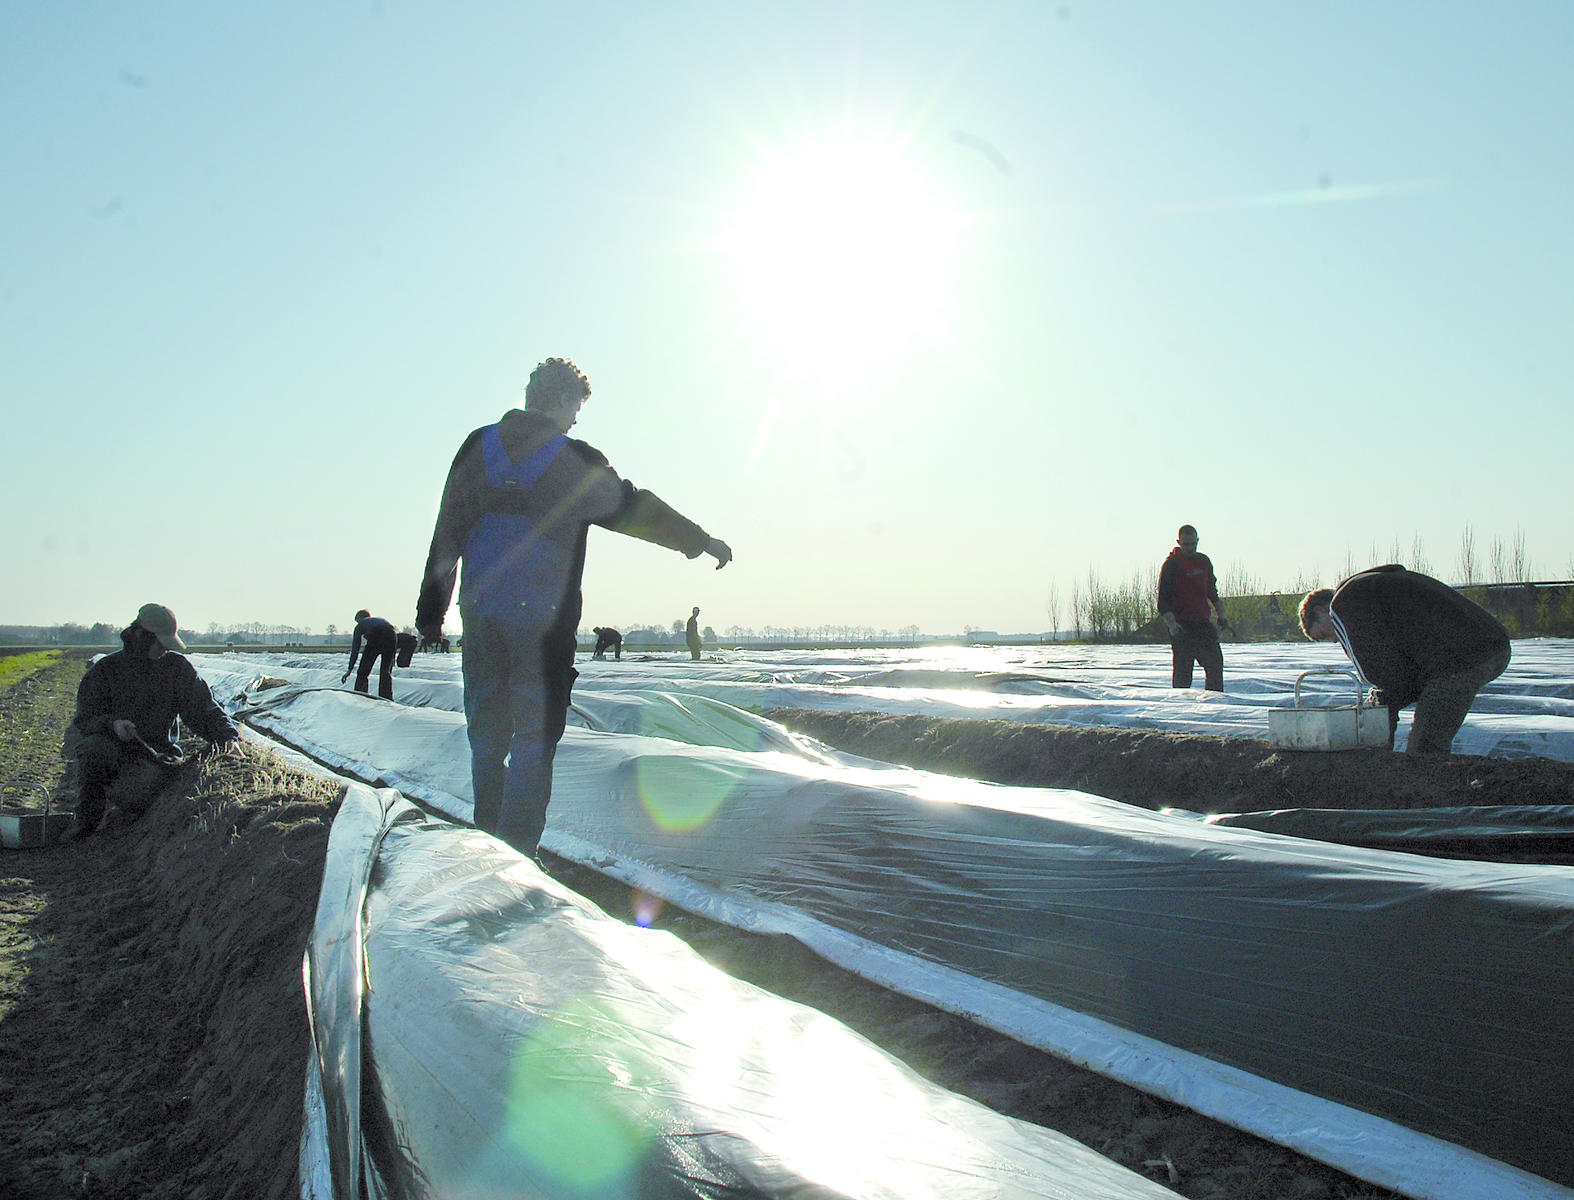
[460,424,573,853]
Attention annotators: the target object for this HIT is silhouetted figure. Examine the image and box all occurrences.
[416,357,732,857]
[1158,524,1232,691]
[65,604,237,839]
[1300,566,1510,754]
[593,626,622,660]
[344,609,398,699]
[686,606,702,660]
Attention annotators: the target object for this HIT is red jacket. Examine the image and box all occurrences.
[1158,549,1219,622]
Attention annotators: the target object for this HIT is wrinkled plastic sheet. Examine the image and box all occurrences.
[302,781,1179,1200]
[1203,804,1574,861]
[190,638,1574,760]
[214,675,1574,1199]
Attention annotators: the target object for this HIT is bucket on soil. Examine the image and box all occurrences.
[1269,668,1390,752]
[0,780,72,849]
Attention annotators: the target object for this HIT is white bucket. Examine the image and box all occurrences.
[1268,668,1390,752]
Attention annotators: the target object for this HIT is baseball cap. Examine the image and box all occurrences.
[136,603,187,652]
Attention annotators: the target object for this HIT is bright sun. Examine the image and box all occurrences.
[722,135,960,372]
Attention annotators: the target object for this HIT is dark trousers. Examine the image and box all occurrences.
[688,637,702,661]
[75,733,171,827]
[461,612,577,856]
[1171,620,1224,692]
[1407,645,1511,755]
[355,635,397,700]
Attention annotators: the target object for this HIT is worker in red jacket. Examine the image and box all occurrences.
[1157,524,1233,692]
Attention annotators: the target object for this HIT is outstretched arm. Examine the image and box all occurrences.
[416,432,485,638]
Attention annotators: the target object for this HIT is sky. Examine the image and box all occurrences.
[3,2,1571,636]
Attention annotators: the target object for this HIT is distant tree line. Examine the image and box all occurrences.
[1049,524,1572,642]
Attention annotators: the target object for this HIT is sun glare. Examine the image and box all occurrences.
[722,136,960,371]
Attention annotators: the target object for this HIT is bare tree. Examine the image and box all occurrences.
[1510,527,1532,583]
[1490,534,1509,584]
[1342,546,1357,580]
[1408,532,1431,577]
[1456,525,1479,586]
[1046,580,1061,635]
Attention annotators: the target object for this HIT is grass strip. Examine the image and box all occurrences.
[0,650,61,692]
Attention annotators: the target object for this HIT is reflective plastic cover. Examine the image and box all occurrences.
[305,782,1179,1200]
[234,678,1574,1199]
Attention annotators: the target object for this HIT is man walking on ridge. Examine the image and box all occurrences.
[416,357,732,857]
[686,606,703,661]
[1299,565,1510,754]
[343,609,398,700]
[1158,524,1232,692]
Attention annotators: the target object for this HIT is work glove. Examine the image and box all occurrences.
[706,538,733,570]
[1217,618,1234,637]
[341,671,350,684]
[1162,613,1180,638]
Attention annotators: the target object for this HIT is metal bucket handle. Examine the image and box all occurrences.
[1293,668,1366,711]
[0,779,53,819]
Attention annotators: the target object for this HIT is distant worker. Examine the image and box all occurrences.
[1299,565,1510,754]
[1157,524,1233,692]
[65,604,238,839]
[592,626,622,660]
[343,609,398,700]
[416,357,733,857]
[686,606,703,661]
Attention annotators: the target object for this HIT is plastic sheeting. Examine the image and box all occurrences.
[191,638,1574,760]
[212,673,1574,1200]
[1202,804,1574,861]
[301,781,1181,1200]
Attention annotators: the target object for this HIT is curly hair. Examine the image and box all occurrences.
[524,357,591,411]
[1298,589,1334,638]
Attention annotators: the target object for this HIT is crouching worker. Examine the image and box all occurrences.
[343,609,398,699]
[1299,565,1510,754]
[592,626,622,660]
[65,603,239,839]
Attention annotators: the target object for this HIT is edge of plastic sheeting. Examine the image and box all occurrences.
[236,694,474,825]
[542,827,1574,1200]
[302,782,410,1200]
[298,1043,334,1200]
[1204,803,1574,862]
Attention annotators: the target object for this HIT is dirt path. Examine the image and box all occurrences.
[0,656,338,1200]
[765,706,1574,813]
[0,661,1405,1199]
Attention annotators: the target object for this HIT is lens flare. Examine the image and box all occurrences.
[632,889,665,927]
[635,757,744,832]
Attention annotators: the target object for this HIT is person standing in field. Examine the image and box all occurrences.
[1157,524,1233,692]
[686,606,703,661]
[342,609,398,700]
[592,626,622,660]
[416,357,732,857]
[1299,565,1510,754]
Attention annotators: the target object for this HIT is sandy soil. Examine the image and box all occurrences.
[764,706,1574,815]
[0,657,1424,1199]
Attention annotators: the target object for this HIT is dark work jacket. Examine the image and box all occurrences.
[594,628,622,654]
[417,409,712,669]
[1329,565,1510,712]
[348,616,398,673]
[1158,550,1220,623]
[73,639,238,753]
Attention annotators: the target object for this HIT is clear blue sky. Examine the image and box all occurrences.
[3,3,1570,635]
